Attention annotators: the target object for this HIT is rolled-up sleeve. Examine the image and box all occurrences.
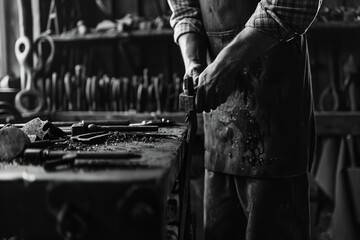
[167,0,205,43]
[245,0,322,41]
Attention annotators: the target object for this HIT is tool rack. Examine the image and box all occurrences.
[0,123,193,240]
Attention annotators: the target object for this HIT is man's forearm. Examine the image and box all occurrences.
[178,33,207,70]
[212,27,278,75]
[195,27,279,112]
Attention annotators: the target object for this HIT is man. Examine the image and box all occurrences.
[167,0,322,239]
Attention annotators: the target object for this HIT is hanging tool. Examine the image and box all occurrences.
[17,0,33,90]
[75,65,83,111]
[129,75,138,110]
[319,43,340,111]
[14,36,44,114]
[137,70,149,112]
[46,0,60,35]
[91,76,99,111]
[110,77,118,111]
[153,76,162,113]
[148,77,156,112]
[122,77,130,111]
[15,34,55,114]
[51,72,57,111]
[178,76,197,240]
[45,77,52,111]
[64,72,73,111]
[85,77,92,111]
[343,55,359,167]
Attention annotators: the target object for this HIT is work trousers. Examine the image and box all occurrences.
[204,170,310,240]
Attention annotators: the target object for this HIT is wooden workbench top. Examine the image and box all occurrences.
[0,125,188,240]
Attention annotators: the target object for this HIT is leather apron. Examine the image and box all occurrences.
[199,0,315,178]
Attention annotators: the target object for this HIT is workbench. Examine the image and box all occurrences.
[0,124,188,240]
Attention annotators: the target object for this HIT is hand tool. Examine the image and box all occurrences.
[91,76,98,111]
[343,55,359,167]
[51,72,57,111]
[80,65,87,110]
[122,77,130,111]
[103,75,111,111]
[85,77,92,111]
[129,75,138,110]
[75,65,82,111]
[22,149,142,169]
[71,74,77,110]
[147,77,156,112]
[319,43,340,111]
[57,73,63,111]
[137,71,148,112]
[46,0,60,35]
[0,126,30,162]
[315,42,342,202]
[64,72,73,110]
[98,76,105,111]
[178,76,197,240]
[17,0,33,90]
[29,138,68,148]
[44,154,145,172]
[14,36,44,114]
[165,78,173,112]
[0,120,130,129]
[110,77,118,111]
[25,149,142,161]
[35,77,45,111]
[117,78,123,111]
[45,77,52,112]
[71,122,158,136]
[71,131,112,144]
[153,76,162,113]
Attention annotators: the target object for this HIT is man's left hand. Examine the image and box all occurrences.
[196,58,238,113]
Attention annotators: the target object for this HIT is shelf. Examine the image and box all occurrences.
[50,29,174,43]
[310,21,360,32]
[315,111,360,136]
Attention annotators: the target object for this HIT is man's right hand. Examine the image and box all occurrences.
[178,33,207,89]
[184,60,205,88]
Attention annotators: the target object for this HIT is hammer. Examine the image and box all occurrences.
[178,76,197,240]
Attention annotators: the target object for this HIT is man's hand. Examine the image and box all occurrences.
[195,27,279,113]
[196,58,238,113]
[184,60,205,87]
[178,33,207,88]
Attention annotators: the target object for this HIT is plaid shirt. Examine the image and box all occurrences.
[168,0,322,42]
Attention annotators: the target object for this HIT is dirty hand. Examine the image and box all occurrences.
[195,58,237,113]
[183,60,205,88]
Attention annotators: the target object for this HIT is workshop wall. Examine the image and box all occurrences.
[307,0,360,111]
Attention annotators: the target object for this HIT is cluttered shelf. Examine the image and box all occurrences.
[50,29,174,43]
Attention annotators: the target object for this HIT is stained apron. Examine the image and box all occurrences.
[199,0,315,178]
